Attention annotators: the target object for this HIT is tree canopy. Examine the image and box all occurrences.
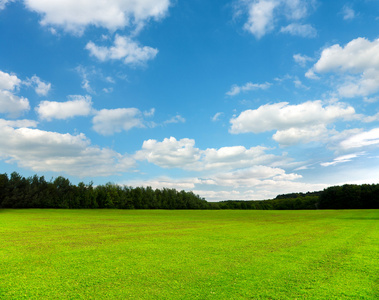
[0,172,378,209]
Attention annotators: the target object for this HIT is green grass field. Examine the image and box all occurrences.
[0,209,378,299]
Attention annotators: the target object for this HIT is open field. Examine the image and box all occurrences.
[0,209,378,299]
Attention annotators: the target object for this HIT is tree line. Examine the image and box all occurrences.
[0,172,378,209]
[318,184,379,209]
[0,172,208,209]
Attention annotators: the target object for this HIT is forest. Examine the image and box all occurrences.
[0,172,378,209]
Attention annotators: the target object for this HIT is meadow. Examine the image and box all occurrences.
[0,209,378,299]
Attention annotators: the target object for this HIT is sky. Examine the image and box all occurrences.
[1,0,379,201]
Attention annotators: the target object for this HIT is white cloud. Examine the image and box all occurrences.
[0,70,21,90]
[312,38,379,73]
[135,137,287,171]
[135,137,201,169]
[75,66,94,94]
[124,165,318,201]
[363,96,379,103]
[212,112,223,122]
[126,176,201,191]
[102,87,113,93]
[341,5,355,20]
[280,23,316,37]
[86,35,158,66]
[24,0,171,34]
[309,37,379,97]
[243,0,279,39]
[202,145,282,170]
[321,152,364,167]
[75,65,116,94]
[163,114,185,125]
[304,69,319,79]
[340,128,379,150]
[0,123,135,177]
[0,90,30,118]
[0,70,30,118]
[0,70,50,96]
[127,173,327,201]
[0,0,14,10]
[0,118,38,128]
[92,108,145,135]
[363,112,379,123]
[36,95,93,121]
[273,124,328,145]
[210,165,302,188]
[239,0,316,39]
[82,79,93,94]
[193,189,245,202]
[25,75,51,96]
[143,108,155,117]
[283,0,309,20]
[293,53,313,67]
[226,81,271,96]
[230,100,355,134]
[293,78,309,89]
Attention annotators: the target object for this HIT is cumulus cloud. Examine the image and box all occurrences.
[24,0,171,34]
[86,35,158,66]
[135,137,201,169]
[226,81,271,96]
[273,124,328,145]
[201,145,282,170]
[0,70,30,117]
[0,90,30,118]
[132,164,325,201]
[0,118,38,128]
[238,0,316,39]
[133,175,327,201]
[196,181,326,201]
[210,165,301,187]
[0,70,21,90]
[280,23,316,38]
[230,101,355,136]
[135,137,287,171]
[123,165,323,201]
[0,70,53,117]
[1,70,50,97]
[92,108,145,135]
[0,122,135,177]
[36,95,93,121]
[126,176,201,191]
[309,37,379,97]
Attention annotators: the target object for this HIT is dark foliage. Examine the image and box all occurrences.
[212,195,319,210]
[0,172,208,209]
[1,172,378,209]
[318,184,379,209]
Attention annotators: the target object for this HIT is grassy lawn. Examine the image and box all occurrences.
[0,209,378,299]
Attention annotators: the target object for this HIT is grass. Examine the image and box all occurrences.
[0,209,378,299]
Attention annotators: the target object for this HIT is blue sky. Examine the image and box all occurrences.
[1,0,379,201]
